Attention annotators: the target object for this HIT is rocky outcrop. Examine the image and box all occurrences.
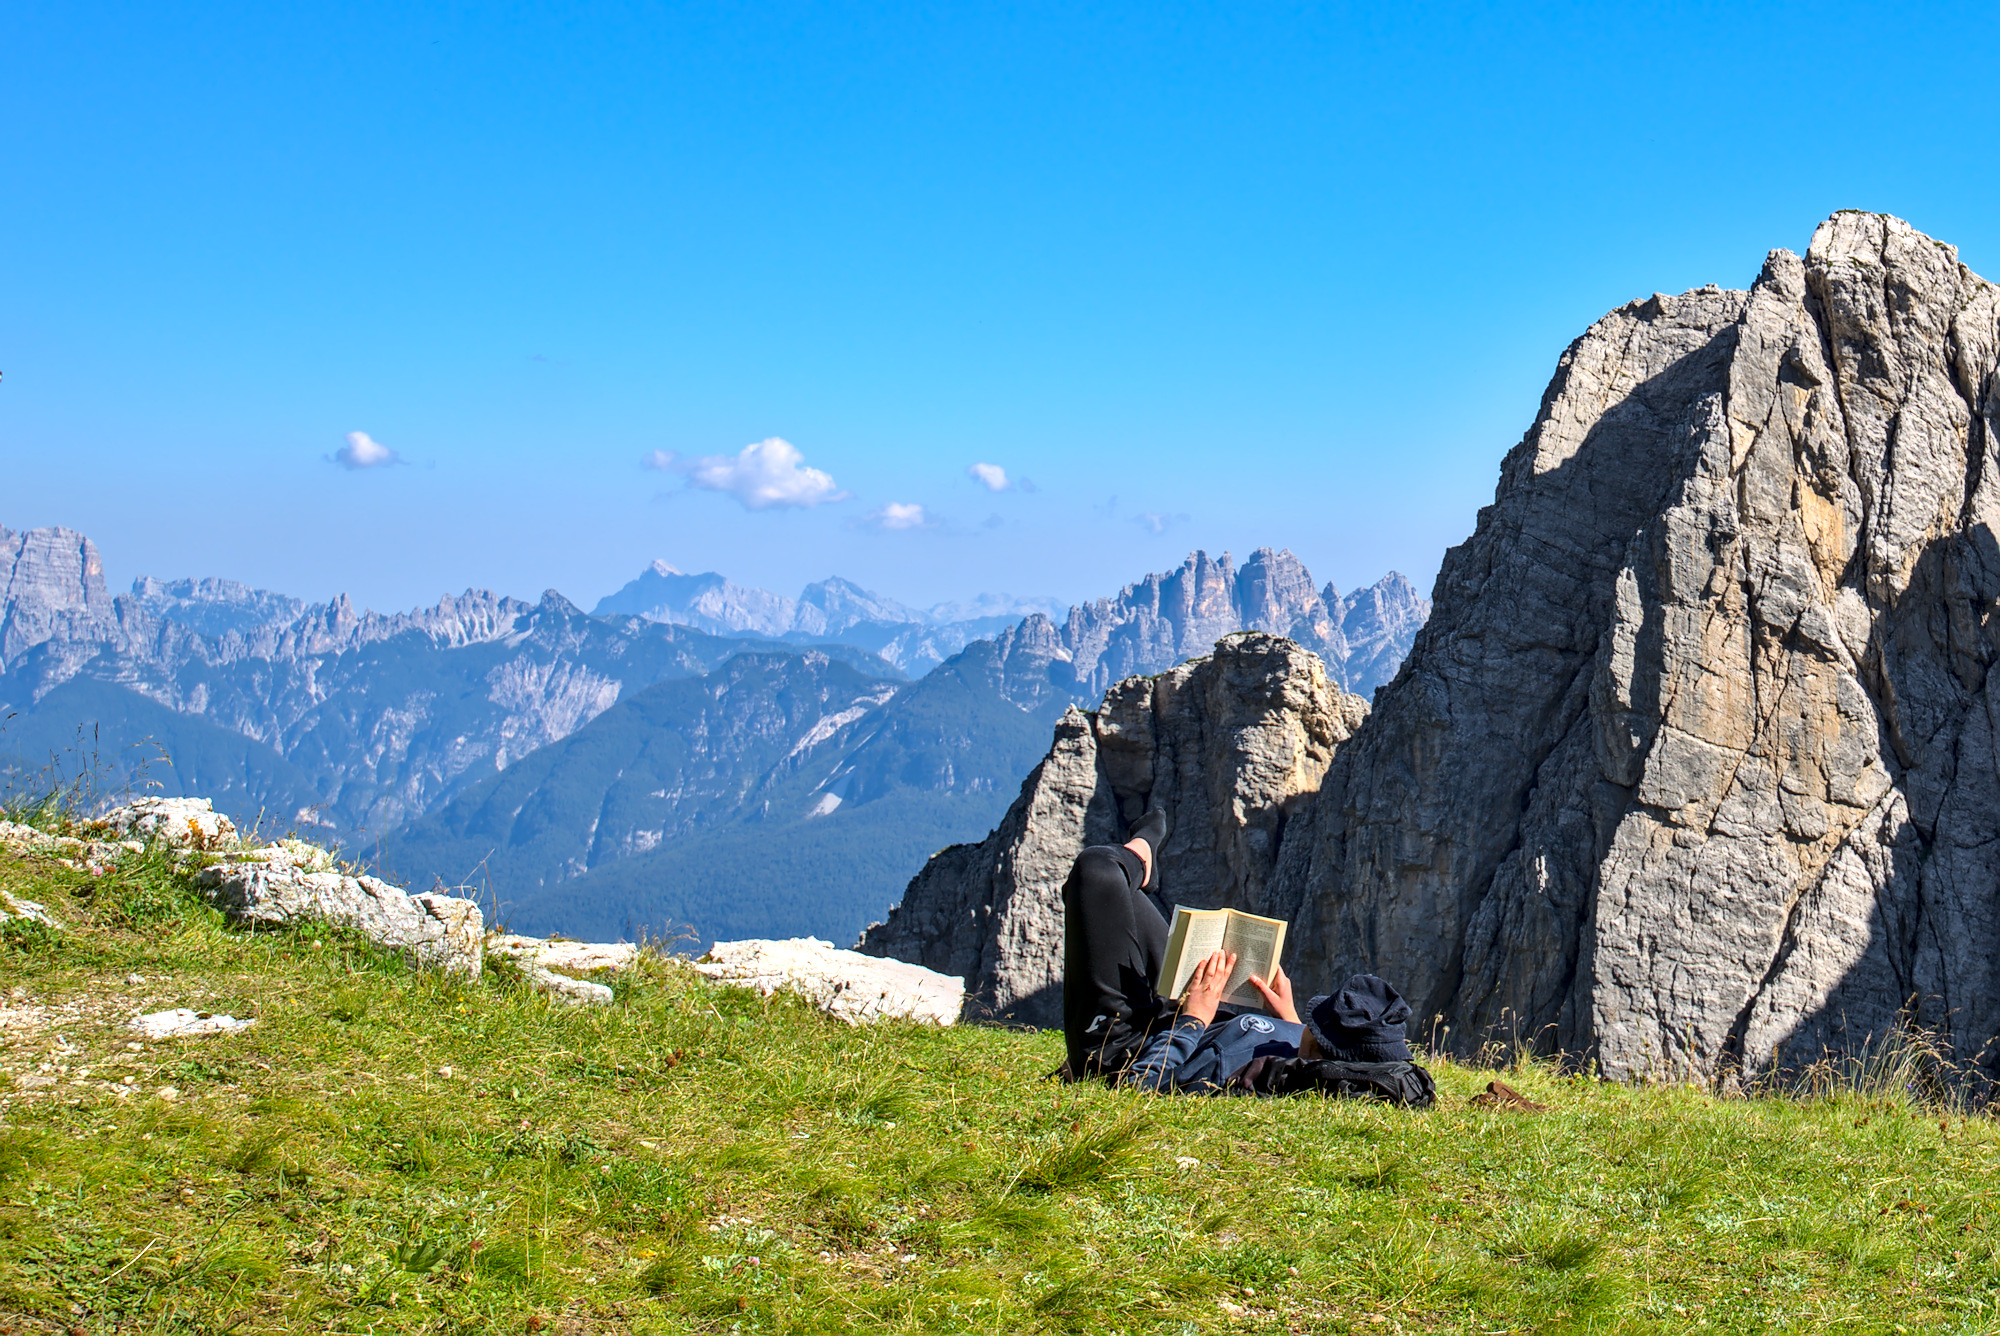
[859,633,1369,1024]
[0,888,55,928]
[1259,212,2000,1084]
[697,937,965,1025]
[986,551,1427,710]
[101,797,237,848]
[129,1008,255,1039]
[195,847,484,977]
[0,818,145,877]
[486,935,640,1005]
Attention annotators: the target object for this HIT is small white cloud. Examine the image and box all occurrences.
[670,437,847,510]
[333,431,403,470]
[641,449,677,471]
[1133,511,1191,535]
[868,502,931,531]
[967,462,1009,492]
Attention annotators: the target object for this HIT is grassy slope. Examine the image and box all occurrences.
[4,848,1999,1335]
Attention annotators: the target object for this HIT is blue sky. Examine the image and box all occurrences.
[4,2,1996,614]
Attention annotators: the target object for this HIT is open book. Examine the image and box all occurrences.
[1156,906,1289,1012]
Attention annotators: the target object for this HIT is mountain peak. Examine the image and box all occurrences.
[0,524,116,669]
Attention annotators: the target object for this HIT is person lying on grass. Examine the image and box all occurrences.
[1061,809,1426,1101]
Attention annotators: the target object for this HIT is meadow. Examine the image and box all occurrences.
[2,839,1995,1334]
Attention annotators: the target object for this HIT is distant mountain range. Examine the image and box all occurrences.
[0,524,1427,942]
[593,562,1066,675]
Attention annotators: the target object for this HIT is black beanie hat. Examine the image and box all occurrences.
[1303,974,1413,1063]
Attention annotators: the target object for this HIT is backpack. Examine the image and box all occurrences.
[1229,1056,1437,1108]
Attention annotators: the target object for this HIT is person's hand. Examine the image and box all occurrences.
[1180,950,1237,1026]
[1248,964,1300,1024]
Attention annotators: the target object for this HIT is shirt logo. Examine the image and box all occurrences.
[1241,1016,1275,1034]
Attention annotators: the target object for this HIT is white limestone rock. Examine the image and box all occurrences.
[0,821,48,856]
[130,1008,255,1039]
[488,936,638,972]
[99,797,237,848]
[195,849,483,977]
[486,934,635,1005]
[0,888,55,928]
[0,818,135,874]
[697,938,964,1026]
[527,971,615,1006]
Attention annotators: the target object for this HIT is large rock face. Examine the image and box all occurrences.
[1264,212,2000,1083]
[0,526,114,667]
[859,633,1369,1023]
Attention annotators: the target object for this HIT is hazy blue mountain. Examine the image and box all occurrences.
[791,577,920,633]
[0,526,897,850]
[591,562,798,637]
[3,522,1429,948]
[592,561,1063,675]
[384,639,1067,943]
[127,576,306,638]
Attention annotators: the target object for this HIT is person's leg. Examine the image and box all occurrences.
[1062,845,1171,1079]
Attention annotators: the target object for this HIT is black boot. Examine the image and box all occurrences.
[1128,809,1169,890]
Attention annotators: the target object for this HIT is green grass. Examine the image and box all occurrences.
[5,846,2000,1334]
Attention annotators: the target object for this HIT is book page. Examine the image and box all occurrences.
[1156,907,1288,1010]
[1217,911,1287,1007]
[1156,907,1227,1000]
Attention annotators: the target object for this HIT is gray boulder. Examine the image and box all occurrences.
[698,937,965,1026]
[195,849,483,977]
[100,797,238,848]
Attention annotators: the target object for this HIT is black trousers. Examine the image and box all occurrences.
[1062,844,1170,1079]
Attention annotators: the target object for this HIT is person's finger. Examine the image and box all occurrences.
[1248,975,1281,1003]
